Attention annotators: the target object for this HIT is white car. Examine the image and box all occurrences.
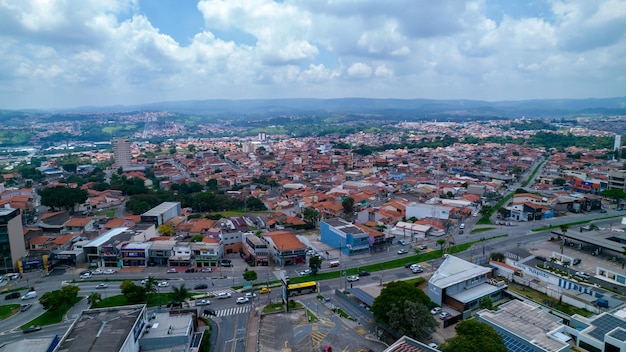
[166,268,177,273]
[96,283,108,289]
[428,342,439,349]
[299,269,312,276]
[196,299,211,306]
[245,292,257,299]
[346,275,359,282]
[103,269,116,275]
[217,292,231,299]
[201,267,212,273]
[79,273,92,280]
[157,281,169,288]
[439,312,451,320]
[430,307,442,315]
[91,269,104,275]
[236,296,249,304]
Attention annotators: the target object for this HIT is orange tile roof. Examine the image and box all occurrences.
[65,217,92,227]
[264,230,305,250]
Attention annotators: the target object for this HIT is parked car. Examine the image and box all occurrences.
[217,292,232,299]
[103,269,116,275]
[411,266,424,274]
[196,299,211,306]
[185,268,195,273]
[236,296,249,304]
[96,283,108,289]
[79,273,92,280]
[398,239,407,246]
[439,312,451,320]
[397,249,408,255]
[575,271,590,280]
[20,303,32,312]
[220,260,232,267]
[358,270,370,276]
[91,269,104,275]
[428,342,439,349]
[572,258,581,265]
[419,245,428,250]
[23,325,41,333]
[201,267,212,273]
[430,307,442,314]
[346,275,359,282]
[259,287,271,294]
[194,283,208,290]
[21,291,37,300]
[5,292,21,300]
[157,281,169,288]
[299,269,312,276]
[166,268,177,273]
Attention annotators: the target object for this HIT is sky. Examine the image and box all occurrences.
[0,0,625,109]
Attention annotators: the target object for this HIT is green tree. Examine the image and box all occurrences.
[243,270,258,282]
[302,207,321,226]
[87,292,102,306]
[342,196,355,214]
[38,186,88,213]
[144,276,158,295]
[437,238,446,252]
[601,189,626,207]
[190,234,204,242]
[39,285,80,313]
[246,197,267,211]
[170,284,192,307]
[387,300,438,341]
[371,281,431,326]
[120,280,146,304]
[490,252,505,262]
[553,178,566,186]
[441,320,506,352]
[158,223,176,236]
[480,296,493,310]
[309,255,322,274]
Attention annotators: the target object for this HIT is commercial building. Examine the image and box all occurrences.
[427,255,506,312]
[140,202,181,226]
[476,300,570,352]
[320,218,371,256]
[0,207,26,274]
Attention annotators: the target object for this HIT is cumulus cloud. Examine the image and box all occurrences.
[0,0,624,108]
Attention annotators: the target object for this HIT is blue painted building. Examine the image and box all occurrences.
[320,218,371,256]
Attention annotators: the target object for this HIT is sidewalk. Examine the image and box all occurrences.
[245,307,261,352]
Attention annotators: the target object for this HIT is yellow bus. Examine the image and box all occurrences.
[287,281,318,297]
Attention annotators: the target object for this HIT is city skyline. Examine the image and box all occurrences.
[1,0,625,110]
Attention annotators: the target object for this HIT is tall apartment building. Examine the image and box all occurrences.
[608,169,626,192]
[0,207,26,274]
[113,137,132,169]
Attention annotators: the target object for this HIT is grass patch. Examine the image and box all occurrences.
[0,304,20,320]
[94,209,116,218]
[507,282,593,317]
[306,309,318,322]
[21,296,83,328]
[471,227,496,233]
[92,292,178,309]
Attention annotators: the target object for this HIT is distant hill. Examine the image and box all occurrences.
[9,97,626,119]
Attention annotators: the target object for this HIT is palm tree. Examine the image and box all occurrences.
[562,261,570,277]
[559,224,568,254]
[87,292,101,306]
[436,238,446,252]
[171,284,192,307]
[144,276,158,294]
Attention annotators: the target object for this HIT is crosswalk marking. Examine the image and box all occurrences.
[202,305,252,318]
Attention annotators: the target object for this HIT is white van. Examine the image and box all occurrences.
[459,223,465,229]
[21,291,37,300]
